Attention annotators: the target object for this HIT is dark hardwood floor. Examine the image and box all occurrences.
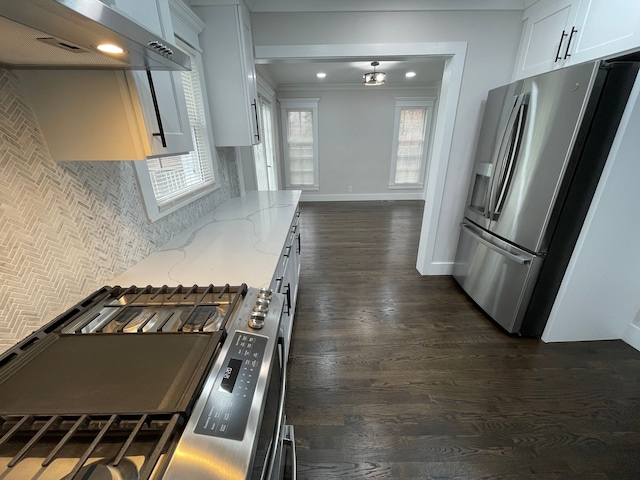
[286,201,640,480]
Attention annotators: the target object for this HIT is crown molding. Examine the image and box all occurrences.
[275,82,440,92]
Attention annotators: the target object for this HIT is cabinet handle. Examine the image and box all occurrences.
[284,246,291,258]
[284,284,291,315]
[146,71,167,148]
[555,30,568,62]
[564,27,578,59]
[252,100,261,142]
[296,233,301,255]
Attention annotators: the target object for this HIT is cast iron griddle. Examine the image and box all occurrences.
[0,332,223,416]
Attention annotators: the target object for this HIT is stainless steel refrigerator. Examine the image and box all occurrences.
[453,56,640,336]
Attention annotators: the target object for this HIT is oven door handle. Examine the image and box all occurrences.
[265,335,288,480]
[283,424,297,480]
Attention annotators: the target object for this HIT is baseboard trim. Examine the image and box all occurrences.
[623,322,640,352]
[422,261,453,275]
[300,192,425,202]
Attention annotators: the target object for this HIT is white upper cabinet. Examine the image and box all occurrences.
[513,0,581,80]
[569,0,640,64]
[194,4,260,147]
[514,0,640,80]
[19,0,192,161]
[114,0,193,157]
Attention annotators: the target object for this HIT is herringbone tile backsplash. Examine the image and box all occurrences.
[0,69,240,353]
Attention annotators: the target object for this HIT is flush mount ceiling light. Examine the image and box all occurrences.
[363,61,386,86]
[405,71,417,78]
[317,72,326,79]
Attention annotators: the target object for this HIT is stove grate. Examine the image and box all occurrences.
[0,412,183,479]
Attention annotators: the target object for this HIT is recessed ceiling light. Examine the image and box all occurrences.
[96,43,125,54]
[405,71,417,78]
[317,72,326,79]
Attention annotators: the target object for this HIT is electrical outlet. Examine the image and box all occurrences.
[348,186,353,192]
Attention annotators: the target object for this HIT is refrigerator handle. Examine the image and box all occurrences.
[494,94,529,216]
[460,223,532,265]
[488,93,529,221]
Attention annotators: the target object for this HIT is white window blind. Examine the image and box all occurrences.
[394,108,427,184]
[279,98,319,190]
[389,98,434,188]
[287,110,315,185]
[146,50,214,207]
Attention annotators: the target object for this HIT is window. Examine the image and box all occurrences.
[146,46,215,206]
[279,98,320,190]
[134,2,218,222]
[389,98,435,188]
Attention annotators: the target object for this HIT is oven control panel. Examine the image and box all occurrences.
[194,332,267,440]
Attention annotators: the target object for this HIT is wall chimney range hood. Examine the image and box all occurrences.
[0,0,190,71]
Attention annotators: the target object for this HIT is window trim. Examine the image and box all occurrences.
[388,97,436,189]
[134,1,219,222]
[279,98,320,190]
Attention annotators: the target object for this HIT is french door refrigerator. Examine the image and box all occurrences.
[453,56,640,336]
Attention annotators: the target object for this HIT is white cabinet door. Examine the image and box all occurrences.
[513,0,580,80]
[110,0,192,157]
[194,4,260,147]
[569,0,640,64]
[128,69,192,158]
[241,8,261,145]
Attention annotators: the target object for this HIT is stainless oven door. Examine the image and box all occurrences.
[257,337,297,480]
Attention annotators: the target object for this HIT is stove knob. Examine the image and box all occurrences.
[255,298,270,310]
[258,288,273,300]
[249,311,266,329]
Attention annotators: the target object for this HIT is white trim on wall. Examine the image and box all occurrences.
[254,42,466,61]
[624,322,640,352]
[416,54,465,276]
[254,42,466,276]
[301,192,426,202]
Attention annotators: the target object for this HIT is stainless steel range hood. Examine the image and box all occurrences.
[0,0,190,70]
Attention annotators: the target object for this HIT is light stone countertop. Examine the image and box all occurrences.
[111,190,301,289]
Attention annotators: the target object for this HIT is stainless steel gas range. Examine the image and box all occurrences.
[0,284,295,480]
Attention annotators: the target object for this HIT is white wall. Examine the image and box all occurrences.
[276,86,439,200]
[543,74,640,348]
[250,10,523,266]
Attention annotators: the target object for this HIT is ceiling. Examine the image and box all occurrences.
[256,57,447,88]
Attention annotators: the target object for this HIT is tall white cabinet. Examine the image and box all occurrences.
[193,3,260,147]
[514,0,640,80]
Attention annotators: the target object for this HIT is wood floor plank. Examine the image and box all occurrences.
[286,201,640,480]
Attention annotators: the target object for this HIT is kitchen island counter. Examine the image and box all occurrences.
[111,190,301,288]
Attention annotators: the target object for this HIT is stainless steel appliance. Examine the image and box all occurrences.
[453,56,640,336]
[0,284,296,479]
[0,0,190,70]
